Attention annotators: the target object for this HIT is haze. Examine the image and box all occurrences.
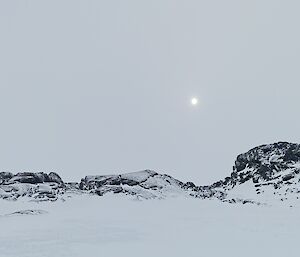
[0,1,299,184]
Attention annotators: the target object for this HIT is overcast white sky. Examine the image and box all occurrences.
[0,1,300,184]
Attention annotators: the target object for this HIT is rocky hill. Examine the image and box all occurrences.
[0,169,218,201]
[1,142,300,205]
[79,170,185,199]
[210,142,300,204]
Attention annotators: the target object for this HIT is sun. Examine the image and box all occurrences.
[191,97,198,106]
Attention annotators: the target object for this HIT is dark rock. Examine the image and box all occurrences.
[48,172,64,184]
[121,179,139,186]
[0,172,13,180]
[183,182,196,189]
[257,165,272,180]
[11,172,44,184]
[7,172,64,185]
[282,174,295,181]
[0,172,13,184]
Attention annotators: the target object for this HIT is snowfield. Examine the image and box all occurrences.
[2,142,300,257]
[1,195,300,257]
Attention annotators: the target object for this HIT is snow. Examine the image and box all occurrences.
[1,195,300,257]
[121,170,157,182]
[84,170,157,184]
[2,143,300,256]
[0,182,62,201]
[78,170,192,200]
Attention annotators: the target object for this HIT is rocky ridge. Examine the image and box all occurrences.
[1,142,300,205]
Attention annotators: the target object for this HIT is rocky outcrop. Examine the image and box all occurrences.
[0,172,65,201]
[0,170,221,201]
[210,142,300,204]
[1,142,300,205]
[78,170,229,200]
[0,171,64,185]
[79,170,193,199]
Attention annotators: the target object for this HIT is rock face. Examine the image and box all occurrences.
[3,172,64,185]
[0,172,65,201]
[80,170,196,199]
[210,142,300,204]
[1,142,300,205]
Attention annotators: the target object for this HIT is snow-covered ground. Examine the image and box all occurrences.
[0,195,299,257]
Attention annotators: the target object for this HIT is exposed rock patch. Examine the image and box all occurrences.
[5,209,48,216]
[0,172,65,201]
[210,142,300,204]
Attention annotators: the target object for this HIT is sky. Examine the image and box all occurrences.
[0,1,300,184]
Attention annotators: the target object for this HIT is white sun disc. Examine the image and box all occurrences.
[191,97,198,106]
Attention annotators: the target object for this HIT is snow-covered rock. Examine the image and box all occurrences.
[4,209,48,216]
[211,142,300,205]
[0,172,65,201]
[2,142,300,205]
[79,170,203,199]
